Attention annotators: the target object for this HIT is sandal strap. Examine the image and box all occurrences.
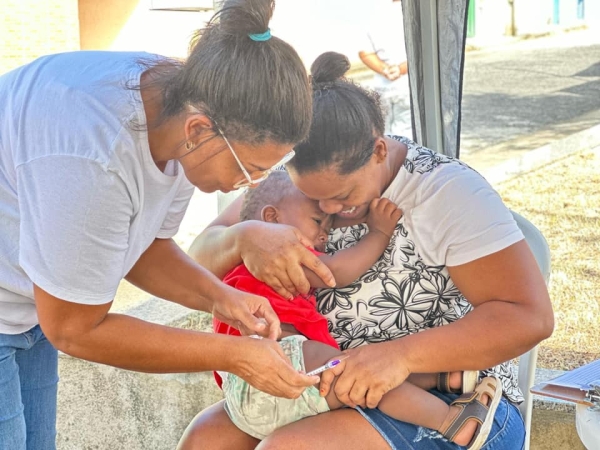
[462,370,480,393]
[439,377,502,445]
[437,371,480,394]
[437,372,450,392]
[441,399,489,441]
[437,372,460,394]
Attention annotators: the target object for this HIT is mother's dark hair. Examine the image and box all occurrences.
[288,52,385,175]
[153,0,311,145]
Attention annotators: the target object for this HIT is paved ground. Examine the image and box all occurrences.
[460,28,600,167]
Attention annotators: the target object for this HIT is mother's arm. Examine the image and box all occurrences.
[321,239,554,409]
[188,194,335,298]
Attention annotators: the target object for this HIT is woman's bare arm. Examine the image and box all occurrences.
[188,194,247,279]
[35,285,319,398]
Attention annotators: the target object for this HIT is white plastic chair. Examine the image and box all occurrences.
[511,211,552,450]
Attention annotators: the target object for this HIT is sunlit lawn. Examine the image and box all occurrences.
[496,149,600,370]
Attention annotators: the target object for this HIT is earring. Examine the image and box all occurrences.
[185,141,194,151]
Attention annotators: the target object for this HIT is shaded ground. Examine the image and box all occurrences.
[496,148,600,370]
[461,29,600,158]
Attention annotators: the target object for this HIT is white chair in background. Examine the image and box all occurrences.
[511,211,552,450]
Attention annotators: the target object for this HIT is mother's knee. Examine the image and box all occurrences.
[177,400,258,450]
[258,432,308,450]
[177,409,212,450]
[257,410,379,450]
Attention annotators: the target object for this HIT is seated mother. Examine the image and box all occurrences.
[180,52,554,450]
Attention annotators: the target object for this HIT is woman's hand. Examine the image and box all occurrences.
[211,284,282,340]
[319,342,410,409]
[236,221,336,299]
[230,336,320,398]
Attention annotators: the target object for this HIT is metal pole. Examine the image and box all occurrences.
[419,0,445,153]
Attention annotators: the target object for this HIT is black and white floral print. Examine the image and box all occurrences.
[316,137,524,404]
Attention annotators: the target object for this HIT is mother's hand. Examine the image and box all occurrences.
[319,342,410,409]
[237,221,336,299]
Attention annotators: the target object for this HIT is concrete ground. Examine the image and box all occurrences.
[461,28,600,161]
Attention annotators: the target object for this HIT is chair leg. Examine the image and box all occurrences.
[518,346,539,450]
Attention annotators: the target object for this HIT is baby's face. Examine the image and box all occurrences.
[277,193,333,252]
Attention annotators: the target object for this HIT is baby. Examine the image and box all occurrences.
[214,171,502,450]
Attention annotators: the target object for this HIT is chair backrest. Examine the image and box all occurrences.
[511,211,551,283]
[511,211,551,450]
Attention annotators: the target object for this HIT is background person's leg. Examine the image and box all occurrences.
[15,325,58,450]
[0,332,27,450]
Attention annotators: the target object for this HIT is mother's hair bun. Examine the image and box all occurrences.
[310,52,351,87]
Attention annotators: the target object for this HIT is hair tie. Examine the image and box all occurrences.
[312,80,336,91]
[248,29,271,42]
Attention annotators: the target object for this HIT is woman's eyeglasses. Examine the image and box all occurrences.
[183,107,296,189]
[215,125,295,189]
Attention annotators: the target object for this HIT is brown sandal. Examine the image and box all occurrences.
[438,376,503,450]
[436,370,479,394]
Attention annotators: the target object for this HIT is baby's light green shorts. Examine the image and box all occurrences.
[221,335,330,439]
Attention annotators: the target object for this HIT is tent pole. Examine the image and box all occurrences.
[419,0,444,153]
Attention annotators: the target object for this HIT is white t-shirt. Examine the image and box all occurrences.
[316,136,525,403]
[0,51,195,334]
[362,0,409,97]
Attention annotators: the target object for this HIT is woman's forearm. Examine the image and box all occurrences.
[391,299,552,374]
[392,240,553,374]
[359,51,387,75]
[36,293,316,399]
[126,238,232,310]
[318,297,551,409]
[60,312,245,373]
[187,192,247,279]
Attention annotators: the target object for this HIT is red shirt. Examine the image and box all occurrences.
[213,250,339,387]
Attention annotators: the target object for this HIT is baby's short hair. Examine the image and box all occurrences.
[240,171,298,221]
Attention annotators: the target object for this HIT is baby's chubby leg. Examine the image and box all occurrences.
[302,340,500,449]
[301,340,345,410]
[303,340,456,428]
[302,341,455,422]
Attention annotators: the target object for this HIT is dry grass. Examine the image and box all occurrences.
[496,149,600,370]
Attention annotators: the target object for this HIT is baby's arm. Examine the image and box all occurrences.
[307,198,402,288]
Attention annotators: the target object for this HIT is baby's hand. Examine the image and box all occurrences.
[366,198,402,239]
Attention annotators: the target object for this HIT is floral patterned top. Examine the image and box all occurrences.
[316,136,525,403]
